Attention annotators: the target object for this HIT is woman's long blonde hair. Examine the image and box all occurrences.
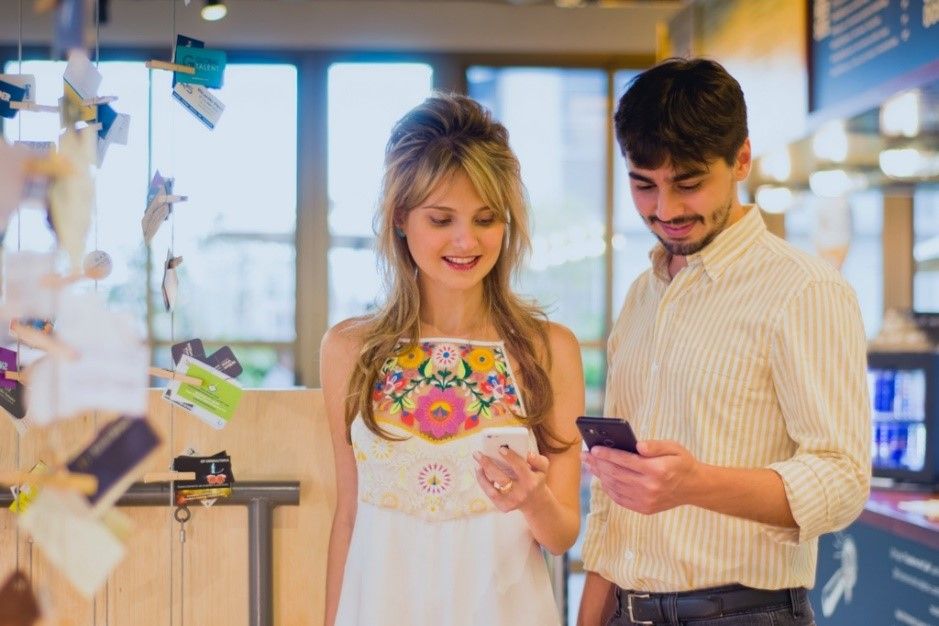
[343,93,566,453]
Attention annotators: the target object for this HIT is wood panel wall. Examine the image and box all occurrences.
[0,388,334,626]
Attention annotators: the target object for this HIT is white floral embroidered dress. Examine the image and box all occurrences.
[335,338,561,626]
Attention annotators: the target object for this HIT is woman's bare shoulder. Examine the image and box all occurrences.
[321,318,372,370]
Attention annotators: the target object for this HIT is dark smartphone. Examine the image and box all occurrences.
[576,416,639,453]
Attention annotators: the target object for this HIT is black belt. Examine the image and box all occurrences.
[617,584,798,624]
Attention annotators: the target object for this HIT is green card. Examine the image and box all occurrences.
[166,355,243,429]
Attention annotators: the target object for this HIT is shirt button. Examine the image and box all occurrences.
[650,362,659,373]
[624,549,635,560]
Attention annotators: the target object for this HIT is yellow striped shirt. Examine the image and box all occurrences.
[582,206,871,592]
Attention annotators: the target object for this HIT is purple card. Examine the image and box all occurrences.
[0,381,26,420]
[205,346,242,378]
[0,347,17,390]
[67,415,160,509]
[171,338,206,366]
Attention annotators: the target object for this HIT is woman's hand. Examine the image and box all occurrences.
[473,448,550,513]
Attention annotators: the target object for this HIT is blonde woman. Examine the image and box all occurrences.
[321,93,584,626]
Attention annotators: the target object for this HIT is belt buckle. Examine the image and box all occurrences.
[626,593,654,625]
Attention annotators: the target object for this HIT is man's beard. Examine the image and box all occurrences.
[651,197,733,257]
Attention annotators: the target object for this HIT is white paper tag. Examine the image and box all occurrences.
[18,488,125,598]
[172,82,224,130]
[62,50,102,101]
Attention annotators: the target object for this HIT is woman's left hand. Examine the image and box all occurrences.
[474,448,550,513]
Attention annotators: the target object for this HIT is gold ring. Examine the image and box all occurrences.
[493,480,513,494]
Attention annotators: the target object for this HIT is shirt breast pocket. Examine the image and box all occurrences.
[678,343,770,409]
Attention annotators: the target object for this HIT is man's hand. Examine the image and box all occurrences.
[582,439,701,514]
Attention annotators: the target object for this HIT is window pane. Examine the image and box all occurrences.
[785,190,883,337]
[328,246,382,322]
[327,63,432,239]
[150,64,298,342]
[469,67,607,340]
[612,70,657,316]
[150,239,296,342]
[914,188,939,313]
[3,61,299,346]
[326,62,433,325]
[582,347,605,415]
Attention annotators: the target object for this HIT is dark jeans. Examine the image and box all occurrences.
[607,585,816,626]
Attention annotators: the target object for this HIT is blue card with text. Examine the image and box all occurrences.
[173,35,226,90]
[0,80,26,119]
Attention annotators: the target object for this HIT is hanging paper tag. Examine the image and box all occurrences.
[66,415,160,514]
[172,451,234,505]
[163,354,244,429]
[172,82,224,130]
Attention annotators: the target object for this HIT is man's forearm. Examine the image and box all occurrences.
[688,463,796,528]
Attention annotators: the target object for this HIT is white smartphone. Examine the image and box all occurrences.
[479,426,530,473]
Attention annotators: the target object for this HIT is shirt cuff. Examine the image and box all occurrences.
[762,459,828,545]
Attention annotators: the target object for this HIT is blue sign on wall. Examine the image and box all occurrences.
[810,0,939,114]
[811,522,939,624]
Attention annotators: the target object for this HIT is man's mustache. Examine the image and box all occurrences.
[648,216,704,226]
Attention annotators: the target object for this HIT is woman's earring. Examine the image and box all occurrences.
[395,227,406,239]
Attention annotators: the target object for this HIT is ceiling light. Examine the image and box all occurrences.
[755,185,793,214]
[809,169,866,198]
[201,0,227,21]
[758,148,792,182]
[812,120,848,163]
[879,148,939,178]
[880,90,920,137]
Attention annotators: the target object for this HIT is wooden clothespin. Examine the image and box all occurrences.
[9,321,80,361]
[142,471,196,483]
[145,60,196,76]
[3,370,26,383]
[154,193,189,207]
[24,152,74,178]
[81,95,118,106]
[10,101,60,113]
[0,470,98,495]
[148,366,202,387]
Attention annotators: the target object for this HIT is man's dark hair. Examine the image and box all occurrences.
[614,57,748,170]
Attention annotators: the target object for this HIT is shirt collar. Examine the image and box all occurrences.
[649,205,765,283]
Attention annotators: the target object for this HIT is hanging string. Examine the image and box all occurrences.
[13,0,24,579]
[90,1,105,621]
[166,2,182,623]
[94,0,101,251]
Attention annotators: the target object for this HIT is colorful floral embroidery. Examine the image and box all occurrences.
[417,462,453,495]
[466,347,495,372]
[397,344,426,369]
[415,387,466,438]
[354,341,533,520]
[431,343,461,369]
[374,340,525,441]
